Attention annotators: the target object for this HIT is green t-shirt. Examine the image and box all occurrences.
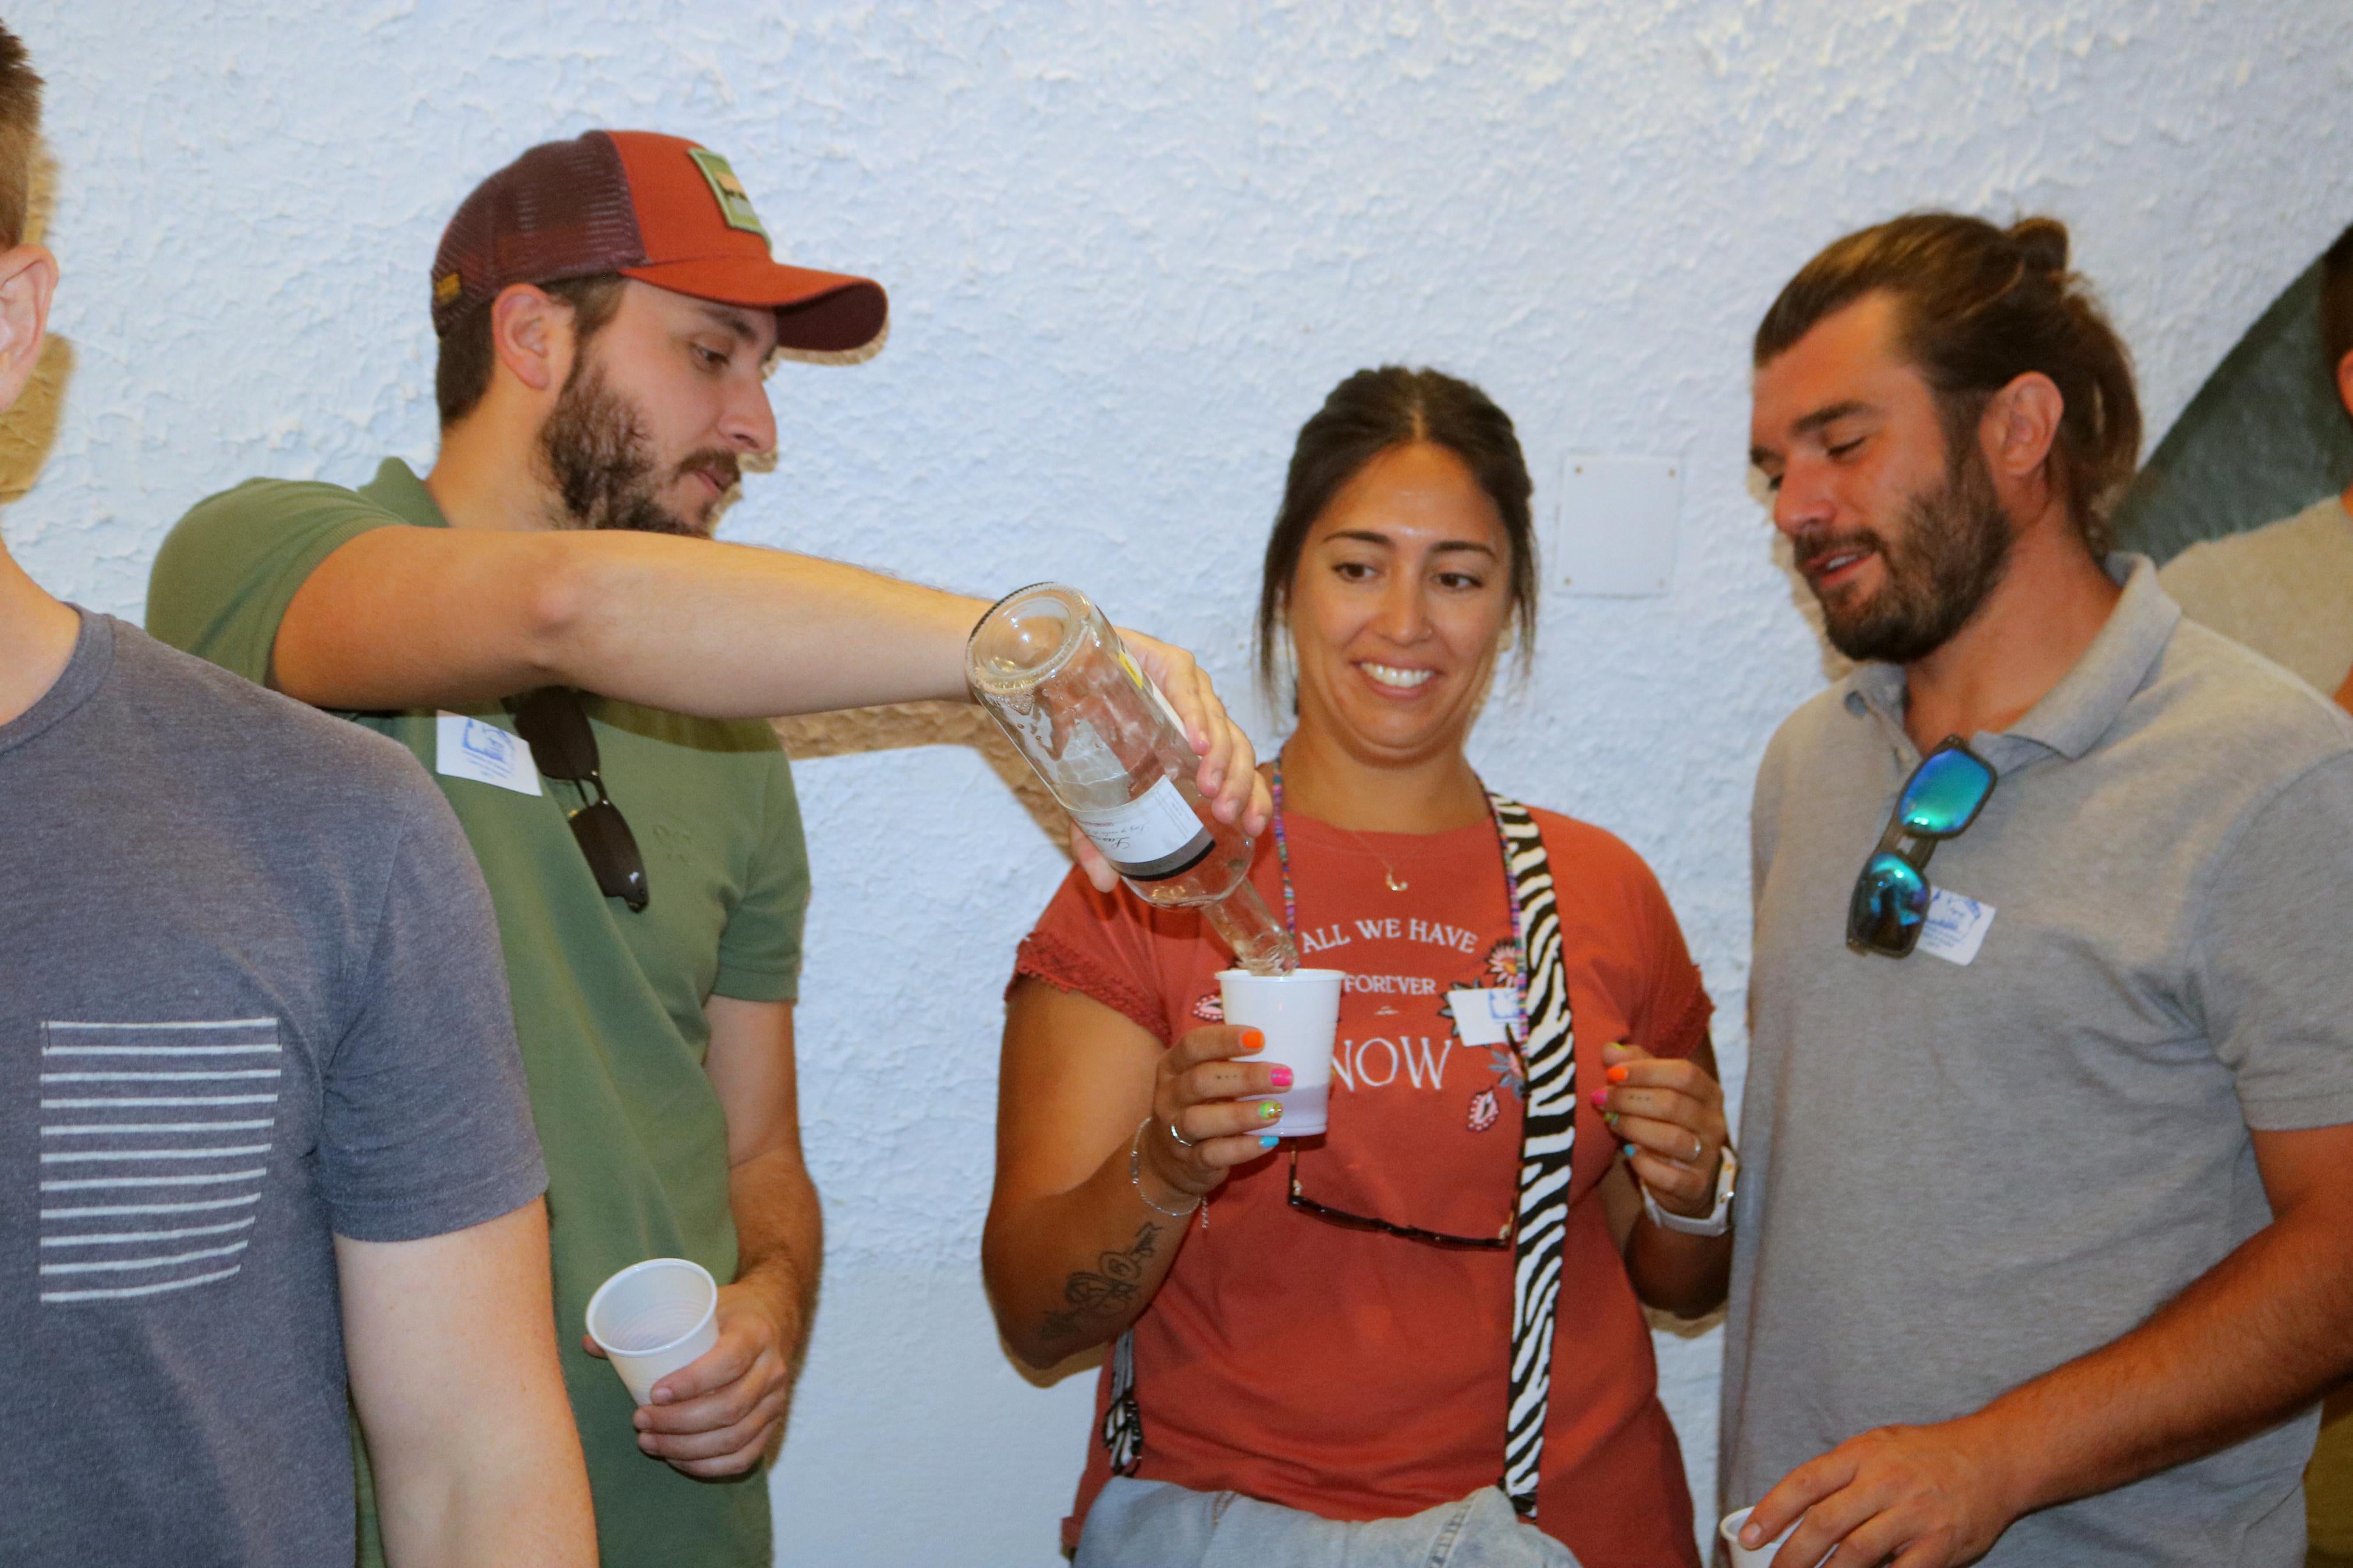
[147,458,806,1568]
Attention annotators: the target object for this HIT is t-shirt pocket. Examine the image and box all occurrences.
[35,1017,282,1304]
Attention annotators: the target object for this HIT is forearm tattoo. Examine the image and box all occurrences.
[1040,1221,1162,1345]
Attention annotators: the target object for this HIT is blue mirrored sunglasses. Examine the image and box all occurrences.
[1847,737,1996,958]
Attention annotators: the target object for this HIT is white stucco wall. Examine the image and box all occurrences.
[8,3,2351,1563]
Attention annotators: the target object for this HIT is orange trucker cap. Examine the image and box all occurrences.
[430,130,887,353]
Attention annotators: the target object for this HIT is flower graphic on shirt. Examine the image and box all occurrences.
[1191,993,1224,1024]
[1467,1086,1500,1132]
[1482,1044,1527,1103]
[1483,938,1520,987]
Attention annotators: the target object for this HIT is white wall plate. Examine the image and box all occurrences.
[1553,453,1683,598]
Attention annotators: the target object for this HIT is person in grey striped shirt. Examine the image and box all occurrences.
[0,24,591,1567]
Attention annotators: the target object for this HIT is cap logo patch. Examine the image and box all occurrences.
[432,271,464,307]
[687,148,770,244]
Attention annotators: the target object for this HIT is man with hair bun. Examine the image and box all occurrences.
[1728,211,2353,1566]
[0,22,594,1567]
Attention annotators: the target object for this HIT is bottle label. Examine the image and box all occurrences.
[1069,776,1215,881]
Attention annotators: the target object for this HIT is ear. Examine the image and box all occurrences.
[2336,346,2353,427]
[488,282,576,398]
[1979,371,2064,493]
[0,243,58,415]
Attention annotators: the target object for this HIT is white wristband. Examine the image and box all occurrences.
[1641,1143,1737,1237]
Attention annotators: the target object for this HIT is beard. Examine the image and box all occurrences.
[1795,437,2013,665]
[537,361,741,538]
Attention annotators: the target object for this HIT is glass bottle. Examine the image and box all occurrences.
[967,582,1297,975]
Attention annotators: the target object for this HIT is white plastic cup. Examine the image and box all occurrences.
[1216,968,1343,1136]
[1719,1506,1803,1567]
[584,1257,719,1406]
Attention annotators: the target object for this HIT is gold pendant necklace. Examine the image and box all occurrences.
[1270,753,1412,893]
[1340,826,1410,893]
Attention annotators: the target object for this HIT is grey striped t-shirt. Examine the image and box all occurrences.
[0,612,544,1567]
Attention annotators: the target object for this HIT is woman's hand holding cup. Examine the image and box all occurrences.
[1138,1025,1290,1203]
[1595,1039,1729,1219]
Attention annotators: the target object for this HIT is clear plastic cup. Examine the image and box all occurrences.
[584,1257,719,1406]
[1719,1505,1804,1567]
[1216,968,1343,1135]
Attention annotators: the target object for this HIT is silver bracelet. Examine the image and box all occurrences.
[1129,1117,1202,1218]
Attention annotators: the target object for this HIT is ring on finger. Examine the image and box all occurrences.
[1168,1119,1196,1149]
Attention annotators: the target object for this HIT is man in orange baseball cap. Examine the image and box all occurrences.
[147,130,1269,1567]
[423,129,888,539]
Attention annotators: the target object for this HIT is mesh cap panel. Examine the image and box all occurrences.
[431,131,647,336]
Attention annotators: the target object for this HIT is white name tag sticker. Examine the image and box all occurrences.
[1918,887,1995,966]
[1450,987,1518,1047]
[435,712,541,797]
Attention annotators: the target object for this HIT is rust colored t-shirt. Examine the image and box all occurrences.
[1013,806,1712,1567]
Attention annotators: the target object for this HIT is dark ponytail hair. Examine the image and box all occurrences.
[1755,212,2142,554]
[1254,366,1537,695]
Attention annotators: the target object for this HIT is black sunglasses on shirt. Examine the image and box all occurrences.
[1286,1147,1511,1250]
[510,687,650,912]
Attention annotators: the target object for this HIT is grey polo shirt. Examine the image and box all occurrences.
[1722,556,2353,1567]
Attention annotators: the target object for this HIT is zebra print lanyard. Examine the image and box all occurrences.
[1101,765,1577,1521]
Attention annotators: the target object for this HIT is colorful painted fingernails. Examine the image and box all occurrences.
[1258,1134,1279,1149]
[1259,1101,1283,1121]
[1269,1066,1294,1089]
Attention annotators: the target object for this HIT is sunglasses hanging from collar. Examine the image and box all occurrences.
[511,687,651,913]
[1847,737,1996,958]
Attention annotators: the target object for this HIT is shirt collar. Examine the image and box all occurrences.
[2002,554,2177,760]
[357,457,449,529]
[1841,554,2179,766]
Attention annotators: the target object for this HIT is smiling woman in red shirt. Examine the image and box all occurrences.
[982,367,1734,1568]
